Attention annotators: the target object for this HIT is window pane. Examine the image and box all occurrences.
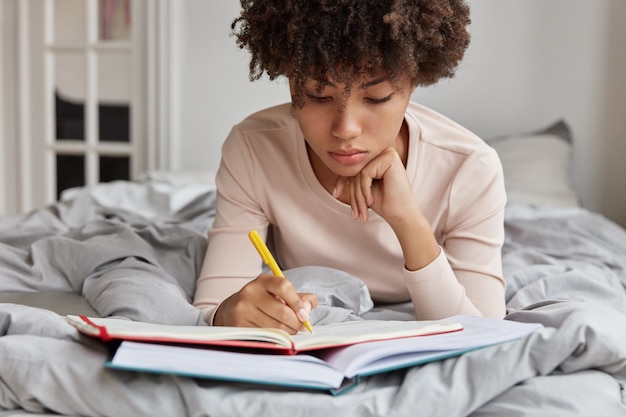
[99,0,132,41]
[56,154,85,199]
[54,0,86,44]
[98,52,131,142]
[55,53,86,141]
[99,104,130,142]
[100,155,130,182]
[55,91,85,140]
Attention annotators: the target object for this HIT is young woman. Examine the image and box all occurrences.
[193,0,507,333]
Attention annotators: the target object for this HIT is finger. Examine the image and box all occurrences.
[349,177,359,220]
[243,289,302,333]
[360,169,375,207]
[263,276,311,329]
[228,275,300,332]
[252,301,303,334]
[332,177,345,199]
[296,294,316,328]
[350,174,370,223]
[356,174,372,222]
[334,176,360,219]
[216,293,275,329]
[298,293,319,310]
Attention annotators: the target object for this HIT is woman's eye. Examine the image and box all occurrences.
[306,94,332,103]
[366,94,393,104]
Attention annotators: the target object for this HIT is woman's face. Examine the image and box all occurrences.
[290,74,414,179]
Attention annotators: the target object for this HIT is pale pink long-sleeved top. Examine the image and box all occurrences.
[194,102,507,323]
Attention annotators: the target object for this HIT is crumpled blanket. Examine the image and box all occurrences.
[0,300,624,417]
[503,204,626,313]
[0,186,625,416]
[0,188,213,325]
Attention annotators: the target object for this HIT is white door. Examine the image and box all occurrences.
[2,0,172,215]
[27,0,143,209]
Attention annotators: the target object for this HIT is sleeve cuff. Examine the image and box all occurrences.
[404,246,446,278]
[202,304,220,326]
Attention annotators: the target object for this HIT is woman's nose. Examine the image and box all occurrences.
[331,105,362,140]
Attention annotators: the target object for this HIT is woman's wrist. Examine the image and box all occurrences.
[211,299,228,326]
[393,210,440,271]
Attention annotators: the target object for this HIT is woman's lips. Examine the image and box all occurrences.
[329,150,367,165]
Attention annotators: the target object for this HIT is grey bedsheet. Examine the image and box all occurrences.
[1,185,625,416]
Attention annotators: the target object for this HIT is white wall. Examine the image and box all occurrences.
[152,1,626,228]
[416,0,626,226]
[0,0,5,215]
[172,0,289,174]
[0,0,18,215]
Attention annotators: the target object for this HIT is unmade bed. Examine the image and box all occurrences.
[1,122,625,416]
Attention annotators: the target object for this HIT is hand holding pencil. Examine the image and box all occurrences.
[248,230,314,333]
[211,230,317,333]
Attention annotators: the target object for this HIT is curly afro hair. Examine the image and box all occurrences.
[231,0,471,105]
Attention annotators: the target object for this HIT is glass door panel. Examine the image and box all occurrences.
[53,0,86,44]
[54,52,87,141]
[100,155,131,182]
[56,154,85,199]
[99,0,132,41]
[97,51,131,143]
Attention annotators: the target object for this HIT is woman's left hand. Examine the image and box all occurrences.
[333,147,418,227]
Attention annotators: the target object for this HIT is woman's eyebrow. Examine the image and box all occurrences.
[311,78,334,88]
[360,77,388,89]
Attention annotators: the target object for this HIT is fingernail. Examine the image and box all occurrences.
[297,308,310,323]
[332,186,339,198]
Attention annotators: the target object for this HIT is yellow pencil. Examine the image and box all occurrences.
[248,230,314,333]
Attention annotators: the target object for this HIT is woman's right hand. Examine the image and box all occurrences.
[212,273,318,334]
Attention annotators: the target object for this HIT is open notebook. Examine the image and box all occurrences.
[66,315,462,354]
[67,315,542,395]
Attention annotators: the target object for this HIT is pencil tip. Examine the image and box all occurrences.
[303,321,314,334]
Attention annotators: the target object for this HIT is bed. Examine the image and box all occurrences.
[1,121,625,417]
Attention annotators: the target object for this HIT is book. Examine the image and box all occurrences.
[66,315,463,354]
[68,315,542,395]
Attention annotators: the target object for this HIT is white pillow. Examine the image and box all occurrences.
[488,121,580,208]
